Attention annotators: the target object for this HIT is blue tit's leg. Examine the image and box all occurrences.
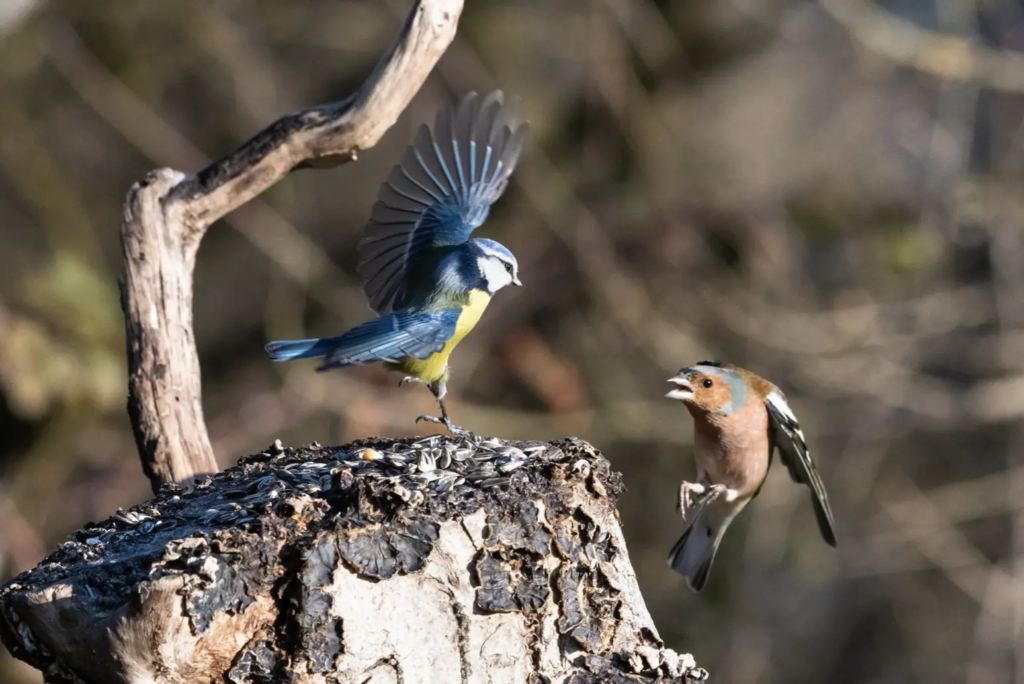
[416,398,471,436]
[415,377,471,436]
[399,376,423,387]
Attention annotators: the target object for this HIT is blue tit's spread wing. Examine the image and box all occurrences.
[765,387,838,546]
[313,309,461,369]
[358,91,529,314]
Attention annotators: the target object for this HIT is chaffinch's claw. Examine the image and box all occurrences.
[676,481,726,522]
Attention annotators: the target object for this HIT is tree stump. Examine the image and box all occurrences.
[0,436,706,684]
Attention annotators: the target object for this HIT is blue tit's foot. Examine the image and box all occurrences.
[415,398,472,437]
[415,413,470,436]
[399,376,423,388]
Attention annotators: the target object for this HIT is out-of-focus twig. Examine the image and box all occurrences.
[45,23,361,315]
[0,104,105,268]
[0,484,44,577]
[872,466,1024,529]
[966,568,1013,684]
[600,0,684,72]
[878,472,1012,613]
[820,0,1024,93]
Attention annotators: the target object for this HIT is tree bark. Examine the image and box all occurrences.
[0,436,706,684]
[119,0,464,492]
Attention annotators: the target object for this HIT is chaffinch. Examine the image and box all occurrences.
[665,361,837,591]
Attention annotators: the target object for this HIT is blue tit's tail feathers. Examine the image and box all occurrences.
[266,309,461,370]
[667,512,723,592]
[358,91,530,315]
[265,337,341,362]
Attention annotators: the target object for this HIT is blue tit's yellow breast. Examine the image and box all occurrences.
[452,289,492,341]
[394,290,492,384]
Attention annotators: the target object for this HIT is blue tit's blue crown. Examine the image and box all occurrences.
[469,238,516,265]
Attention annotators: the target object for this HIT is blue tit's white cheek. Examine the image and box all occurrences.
[477,255,512,292]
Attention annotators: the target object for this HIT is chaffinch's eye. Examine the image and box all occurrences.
[702,378,714,389]
[504,262,513,274]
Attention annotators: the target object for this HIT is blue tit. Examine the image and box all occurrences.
[265,91,529,435]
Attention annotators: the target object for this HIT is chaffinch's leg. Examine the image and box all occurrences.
[416,398,471,437]
[677,480,727,521]
[677,481,706,516]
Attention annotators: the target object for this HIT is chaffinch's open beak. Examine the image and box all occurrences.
[512,276,522,286]
[666,371,695,401]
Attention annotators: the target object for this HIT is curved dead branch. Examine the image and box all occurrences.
[119,0,464,491]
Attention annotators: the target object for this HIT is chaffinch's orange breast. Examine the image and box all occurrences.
[691,394,771,497]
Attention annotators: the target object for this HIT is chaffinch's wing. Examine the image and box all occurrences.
[765,387,838,546]
[358,91,529,315]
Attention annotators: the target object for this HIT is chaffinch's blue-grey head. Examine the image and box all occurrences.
[667,362,750,417]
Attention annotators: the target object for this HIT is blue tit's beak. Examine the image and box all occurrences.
[512,276,522,286]
[666,370,694,401]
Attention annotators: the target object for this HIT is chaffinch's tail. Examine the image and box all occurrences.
[667,511,727,592]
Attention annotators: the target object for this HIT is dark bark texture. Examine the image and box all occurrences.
[0,436,706,684]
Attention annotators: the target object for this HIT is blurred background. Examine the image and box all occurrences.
[0,0,1022,681]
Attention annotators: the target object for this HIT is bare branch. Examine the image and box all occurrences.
[118,0,464,491]
[171,0,463,231]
